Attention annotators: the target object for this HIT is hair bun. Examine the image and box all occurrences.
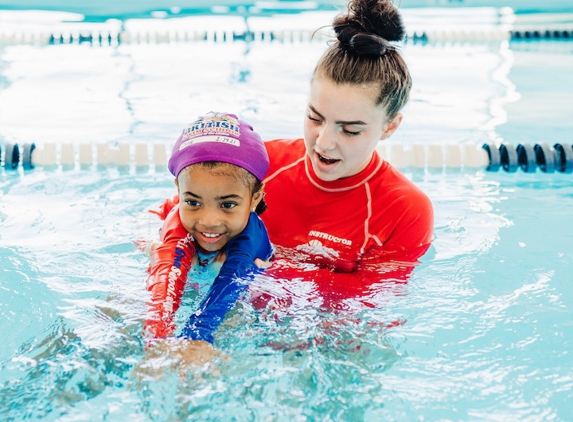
[333,0,406,53]
[350,33,391,56]
[334,21,391,56]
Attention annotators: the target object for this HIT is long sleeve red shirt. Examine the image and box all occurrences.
[262,139,433,266]
[258,138,434,305]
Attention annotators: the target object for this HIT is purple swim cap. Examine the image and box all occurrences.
[168,112,269,181]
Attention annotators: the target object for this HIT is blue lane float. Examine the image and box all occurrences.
[499,143,518,173]
[534,143,555,173]
[483,143,573,174]
[482,143,501,172]
[554,143,573,174]
[21,143,36,170]
[516,143,537,173]
[2,143,20,170]
[510,30,573,40]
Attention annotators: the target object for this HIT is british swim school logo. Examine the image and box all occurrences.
[179,114,241,150]
[185,113,240,136]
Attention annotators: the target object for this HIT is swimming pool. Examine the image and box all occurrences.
[1,6,573,421]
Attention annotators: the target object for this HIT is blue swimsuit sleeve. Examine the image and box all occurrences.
[179,212,273,343]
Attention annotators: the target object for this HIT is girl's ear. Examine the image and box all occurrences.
[251,183,265,211]
[380,113,403,140]
[174,178,180,194]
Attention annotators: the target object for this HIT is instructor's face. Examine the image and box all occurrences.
[304,76,402,182]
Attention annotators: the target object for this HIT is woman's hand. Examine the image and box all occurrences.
[133,338,224,381]
[254,257,272,269]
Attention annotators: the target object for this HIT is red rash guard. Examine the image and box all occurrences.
[260,138,434,301]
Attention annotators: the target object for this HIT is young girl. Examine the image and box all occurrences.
[144,112,272,342]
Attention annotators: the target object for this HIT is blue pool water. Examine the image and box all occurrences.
[1,6,573,421]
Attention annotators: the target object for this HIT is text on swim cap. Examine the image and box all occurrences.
[179,135,240,151]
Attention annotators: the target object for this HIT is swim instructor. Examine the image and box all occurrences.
[260,0,433,273]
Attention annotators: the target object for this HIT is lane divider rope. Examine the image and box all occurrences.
[1,28,573,46]
[2,141,572,173]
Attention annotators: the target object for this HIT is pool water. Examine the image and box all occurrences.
[1,8,573,422]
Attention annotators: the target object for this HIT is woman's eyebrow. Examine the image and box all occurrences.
[308,105,324,119]
[337,119,366,126]
[309,105,366,126]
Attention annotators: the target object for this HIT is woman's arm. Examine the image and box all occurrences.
[144,205,195,339]
[148,194,179,220]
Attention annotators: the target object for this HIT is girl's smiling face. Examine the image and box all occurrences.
[304,75,403,181]
[176,163,263,252]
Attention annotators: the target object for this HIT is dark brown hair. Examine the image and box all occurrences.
[314,0,412,119]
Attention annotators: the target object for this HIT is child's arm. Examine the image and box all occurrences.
[179,212,273,343]
[144,205,195,339]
